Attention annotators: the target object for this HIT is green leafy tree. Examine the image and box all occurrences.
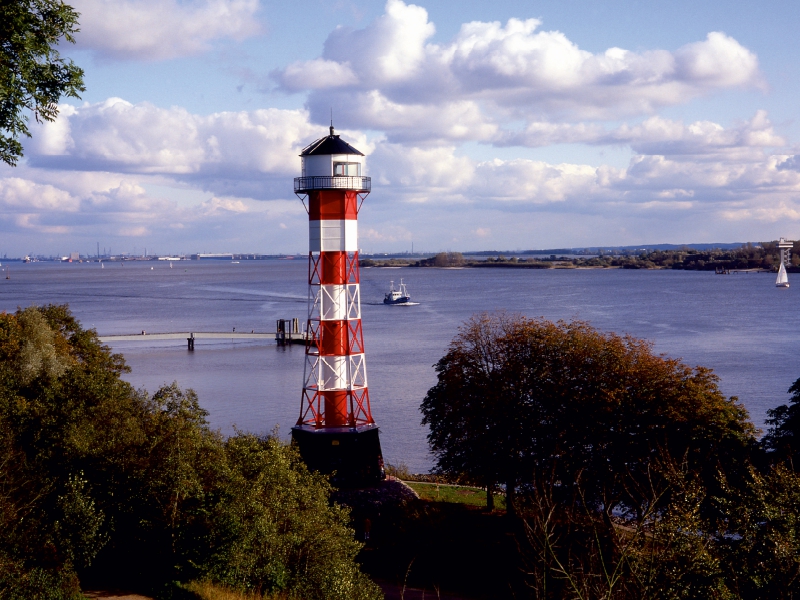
[205,434,381,600]
[762,377,800,465]
[422,313,756,518]
[420,313,524,511]
[0,0,84,165]
[716,464,800,599]
[520,459,732,599]
[0,306,382,599]
[422,313,800,598]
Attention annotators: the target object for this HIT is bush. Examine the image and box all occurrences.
[422,313,800,598]
[422,313,756,516]
[0,306,381,600]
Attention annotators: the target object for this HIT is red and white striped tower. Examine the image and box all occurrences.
[291,126,384,485]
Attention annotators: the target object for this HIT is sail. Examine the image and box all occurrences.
[777,263,789,285]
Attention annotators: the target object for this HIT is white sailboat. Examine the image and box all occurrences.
[776,263,790,287]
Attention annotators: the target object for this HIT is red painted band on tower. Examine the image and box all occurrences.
[317,320,348,356]
[312,320,366,356]
[308,190,358,220]
[347,320,365,354]
[308,252,360,286]
[319,251,347,285]
[299,389,373,428]
[320,390,348,426]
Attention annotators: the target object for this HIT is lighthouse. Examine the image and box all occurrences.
[291,125,384,485]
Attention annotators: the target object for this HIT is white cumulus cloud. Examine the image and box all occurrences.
[72,0,261,61]
[0,178,80,212]
[495,110,784,157]
[27,100,335,199]
[275,0,762,140]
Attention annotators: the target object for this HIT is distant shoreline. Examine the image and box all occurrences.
[361,247,791,273]
[361,259,775,273]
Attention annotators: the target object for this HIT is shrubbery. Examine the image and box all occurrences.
[421,313,800,598]
[0,305,381,600]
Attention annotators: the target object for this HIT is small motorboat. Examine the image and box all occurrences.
[384,279,411,304]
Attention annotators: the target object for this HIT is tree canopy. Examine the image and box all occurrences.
[421,313,756,516]
[762,376,800,465]
[421,313,800,598]
[0,305,381,599]
[0,0,84,166]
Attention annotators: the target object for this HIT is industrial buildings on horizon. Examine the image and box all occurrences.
[1,241,773,263]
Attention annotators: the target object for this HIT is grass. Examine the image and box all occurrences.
[405,481,506,510]
[183,581,286,600]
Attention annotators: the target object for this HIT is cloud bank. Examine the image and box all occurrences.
[275,0,762,143]
[2,0,796,255]
[72,0,261,60]
[2,97,796,252]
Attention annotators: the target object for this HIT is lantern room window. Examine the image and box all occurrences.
[334,162,361,176]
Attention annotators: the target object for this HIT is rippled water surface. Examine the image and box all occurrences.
[2,260,798,472]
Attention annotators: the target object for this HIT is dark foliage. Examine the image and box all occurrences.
[0,305,381,600]
[0,0,85,165]
[421,313,800,598]
[762,377,800,466]
[421,313,756,518]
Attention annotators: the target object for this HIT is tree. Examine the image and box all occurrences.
[205,434,381,600]
[0,306,382,599]
[422,314,800,598]
[520,458,732,599]
[762,377,800,465]
[716,463,800,599]
[421,313,527,511]
[1,0,84,166]
[421,313,756,517]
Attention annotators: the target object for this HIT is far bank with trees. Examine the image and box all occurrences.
[361,242,800,271]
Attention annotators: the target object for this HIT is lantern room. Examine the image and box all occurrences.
[300,126,365,178]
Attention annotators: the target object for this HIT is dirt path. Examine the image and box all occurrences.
[83,591,154,600]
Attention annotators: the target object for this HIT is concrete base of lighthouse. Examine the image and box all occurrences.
[291,424,385,487]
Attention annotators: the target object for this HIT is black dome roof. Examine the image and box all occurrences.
[300,126,364,157]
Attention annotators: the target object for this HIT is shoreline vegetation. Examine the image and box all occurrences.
[360,242,800,272]
[3,307,800,599]
[0,306,382,600]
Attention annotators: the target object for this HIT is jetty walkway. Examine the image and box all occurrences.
[99,330,306,350]
[99,318,306,349]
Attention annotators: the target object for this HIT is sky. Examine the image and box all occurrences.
[3,0,800,256]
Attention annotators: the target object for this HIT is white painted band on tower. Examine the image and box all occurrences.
[319,284,361,320]
[309,220,358,252]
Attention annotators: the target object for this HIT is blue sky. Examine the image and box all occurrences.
[3,0,800,256]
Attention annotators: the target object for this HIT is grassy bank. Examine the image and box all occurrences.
[405,482,506,510]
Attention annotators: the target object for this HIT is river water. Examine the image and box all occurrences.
[1,260,797,472]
